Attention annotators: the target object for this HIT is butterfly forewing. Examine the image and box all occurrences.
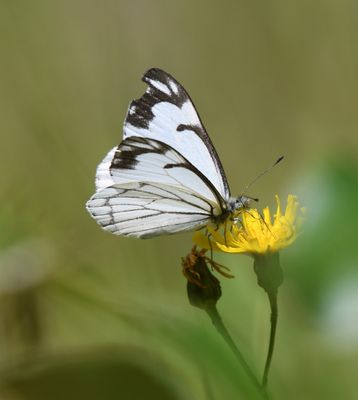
[95,146,117,191]
[123,68,230,200]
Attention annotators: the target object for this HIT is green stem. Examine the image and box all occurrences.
[205,305,269,399]
[262,290,278,388]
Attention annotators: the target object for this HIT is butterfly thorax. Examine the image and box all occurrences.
[211,196,252,226]
[227,196,252,213]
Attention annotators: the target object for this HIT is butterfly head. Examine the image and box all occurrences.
[228,195,258,213]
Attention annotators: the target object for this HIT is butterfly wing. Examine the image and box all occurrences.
[86,137,226,238]
[86,182,214,238]
[123,68,230,200]
[94,146,117,191]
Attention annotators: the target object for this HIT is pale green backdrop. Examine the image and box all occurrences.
[0,1,357,399]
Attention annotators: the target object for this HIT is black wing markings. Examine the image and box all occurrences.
[110,138,167,170]
[126,68,187,129]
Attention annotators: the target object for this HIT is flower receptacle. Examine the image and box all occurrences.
[253,252,283,296]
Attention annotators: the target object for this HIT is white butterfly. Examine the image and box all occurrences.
[86,68,253,238]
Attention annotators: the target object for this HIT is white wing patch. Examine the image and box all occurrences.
[124,68,230,200]
[86,182,213,238]
[95,147,116,191]
[147,78,171,95]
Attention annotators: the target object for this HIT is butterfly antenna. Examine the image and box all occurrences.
[241,156,284,196]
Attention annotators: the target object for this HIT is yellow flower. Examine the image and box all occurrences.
[193,195,304,255]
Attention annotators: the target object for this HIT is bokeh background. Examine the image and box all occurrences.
[1,1,358,399]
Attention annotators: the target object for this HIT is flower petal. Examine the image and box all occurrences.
[192,195,304,256]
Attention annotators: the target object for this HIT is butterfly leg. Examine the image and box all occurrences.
[206,231,214,261]
[225,216,240,245]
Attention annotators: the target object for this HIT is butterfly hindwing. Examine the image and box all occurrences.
[123,68,230,200]
[86,182,213,238]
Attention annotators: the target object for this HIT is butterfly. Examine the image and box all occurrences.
[86,68,254,238]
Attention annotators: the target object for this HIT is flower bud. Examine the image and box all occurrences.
[182,247,221,310]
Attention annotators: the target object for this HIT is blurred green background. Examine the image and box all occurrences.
[1,1,358,399]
